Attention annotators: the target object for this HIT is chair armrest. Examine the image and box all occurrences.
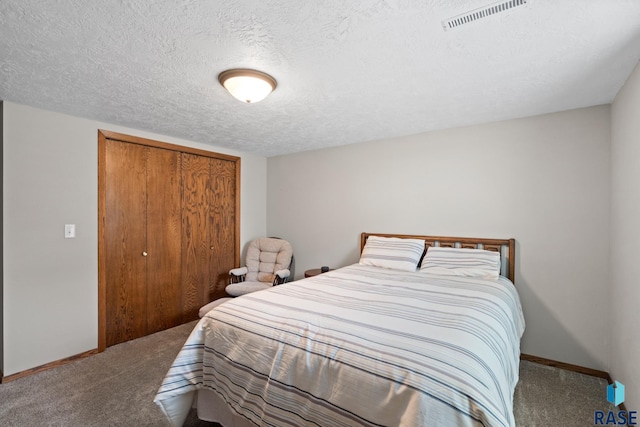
[229,267,248,276]
[275,269,290,279]
[273,269,290,285]
[229,267,248,284]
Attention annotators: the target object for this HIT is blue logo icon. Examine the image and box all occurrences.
[607,381,625,407]
[595,381,636,425]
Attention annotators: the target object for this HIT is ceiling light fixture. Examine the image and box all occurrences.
[218,69,277,104]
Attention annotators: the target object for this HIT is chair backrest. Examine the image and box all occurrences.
[245,237,293,283]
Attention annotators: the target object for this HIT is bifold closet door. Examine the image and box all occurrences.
[181,154,238,319]
[145,147,182,334]
[209,158,238,302]
[105,140,148,347]
[181,153,212,320]
[105,140,182,345]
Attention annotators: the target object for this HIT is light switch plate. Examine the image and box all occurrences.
[64,224,76,239]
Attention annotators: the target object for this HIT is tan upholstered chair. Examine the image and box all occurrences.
[198,237,293,317]
[226,237,293,296]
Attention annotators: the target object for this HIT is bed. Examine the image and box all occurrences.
[154,233,525,427]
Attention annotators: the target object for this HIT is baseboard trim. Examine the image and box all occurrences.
[0,348,99,384]
[520,353,609,379]
[521,353,628,412]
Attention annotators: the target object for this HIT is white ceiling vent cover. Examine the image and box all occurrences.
[442,0,529,31]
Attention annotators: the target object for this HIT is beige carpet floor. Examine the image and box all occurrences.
[0,321,617,426]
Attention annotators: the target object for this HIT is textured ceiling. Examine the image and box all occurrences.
[1,0,640,157]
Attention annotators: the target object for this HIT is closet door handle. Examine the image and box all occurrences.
[210,246,215,250]
[142,251,148,257]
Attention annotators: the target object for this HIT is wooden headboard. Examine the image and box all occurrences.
[360,232,516,282]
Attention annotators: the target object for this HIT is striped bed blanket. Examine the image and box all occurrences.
[155,264,525,426]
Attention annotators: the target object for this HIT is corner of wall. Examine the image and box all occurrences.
[609,61,640,411]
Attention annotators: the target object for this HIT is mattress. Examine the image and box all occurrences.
[155,264,525,426]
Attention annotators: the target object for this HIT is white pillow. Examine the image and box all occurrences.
[420,246,501,279]
[359,236,425,272]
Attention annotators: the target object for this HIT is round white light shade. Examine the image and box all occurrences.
[218,69,277,103]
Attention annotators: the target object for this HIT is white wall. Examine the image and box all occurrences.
[1,101,267,376]
[0,101,4,375]
[268,105,611,370]
[611,61,640,411]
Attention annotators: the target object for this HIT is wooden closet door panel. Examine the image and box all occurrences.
[181,153,211,321]
[209,158,237,301]
[105,140,148,346]
[146,148,182,334]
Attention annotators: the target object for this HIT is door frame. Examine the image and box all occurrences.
[97,130,241,351]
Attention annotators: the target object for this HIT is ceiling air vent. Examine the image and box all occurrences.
[442,0,528,31]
